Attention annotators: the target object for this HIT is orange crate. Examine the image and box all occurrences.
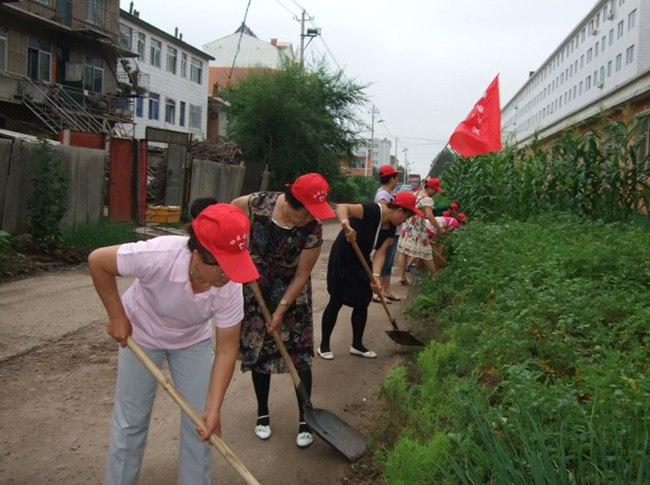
[146,206,181,224]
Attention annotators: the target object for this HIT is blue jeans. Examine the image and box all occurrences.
[380,235,400,277]
[105,339,213,485]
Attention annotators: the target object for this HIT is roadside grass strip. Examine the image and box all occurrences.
[378,213,649,484]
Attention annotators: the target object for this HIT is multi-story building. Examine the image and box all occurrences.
[502,0,650,147]
[118,8,213,140]
[203,24,294,95]
[0,0,139,138]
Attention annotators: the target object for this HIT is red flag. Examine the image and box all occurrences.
[449,75,502,157]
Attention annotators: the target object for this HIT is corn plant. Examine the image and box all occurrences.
[443,114,650,223]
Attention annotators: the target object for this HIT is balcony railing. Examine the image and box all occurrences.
[68,1,119,40]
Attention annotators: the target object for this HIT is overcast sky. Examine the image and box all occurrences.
[123,0,598,176]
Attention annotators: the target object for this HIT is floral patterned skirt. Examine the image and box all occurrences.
[239,274,314,374]
[397,218,433,260]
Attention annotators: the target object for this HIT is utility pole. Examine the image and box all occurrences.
[365,105,380,177]
[394,136,399,180]
[299,10,305,68]
[403,147,409,183]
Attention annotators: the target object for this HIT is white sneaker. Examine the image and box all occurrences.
[317,348,334,360]
[349,347,377,359]
[296,428,314,448]
[254,415,272,440]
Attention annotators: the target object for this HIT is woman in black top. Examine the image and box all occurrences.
[318,192,422,359]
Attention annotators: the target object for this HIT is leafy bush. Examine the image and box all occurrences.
[27,139,68,251]
[379,213,650,484]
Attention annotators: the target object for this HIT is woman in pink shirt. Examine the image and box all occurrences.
[88,204,258,485]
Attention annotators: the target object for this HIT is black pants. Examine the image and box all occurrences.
[320,294,369,352]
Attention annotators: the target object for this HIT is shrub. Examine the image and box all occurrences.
[27,139,68,251]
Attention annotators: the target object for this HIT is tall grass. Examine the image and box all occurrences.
[443,114,649,223]
[377,214,650,484]
[62,221,140,250]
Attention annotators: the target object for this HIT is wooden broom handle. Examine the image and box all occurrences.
[126,337,260,485]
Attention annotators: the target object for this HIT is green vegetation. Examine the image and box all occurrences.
[443,114,649,223]
[27,139,68,251]
[223,61,367,190]
[330,175,378,203]
[378,214,649,484]
[62,221,140,250]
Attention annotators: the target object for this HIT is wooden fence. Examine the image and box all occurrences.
[0,137,105,235]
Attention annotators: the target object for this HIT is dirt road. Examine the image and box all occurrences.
[0,221,416,484]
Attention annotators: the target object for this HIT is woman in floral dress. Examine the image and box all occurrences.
[231,173,335,449]
[396,178,446,285]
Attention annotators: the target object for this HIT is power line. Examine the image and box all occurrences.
[226,0,253,89]
[274,0,298,17]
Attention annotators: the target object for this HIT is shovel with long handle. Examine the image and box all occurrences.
[248,281,367,462]
[126,337,261,485]
[349,240,425,347]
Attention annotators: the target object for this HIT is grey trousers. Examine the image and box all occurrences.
[105,339,213,485]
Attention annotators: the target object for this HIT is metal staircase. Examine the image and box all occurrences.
[21,77,104,135]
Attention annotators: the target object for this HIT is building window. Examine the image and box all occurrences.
[180,53,187,78]
[83,56,104,92]
[119,23,132,51]
[0,27,7,72]
[189,103,201,129]
[36,0,53,4]
[586,75,591,90]
[135,97,143,117]
[150,38,161,67]
[617,21,624,38]
[615,53,622,71]
[165,98,176,124]
[581,28,586,41]
[148,93,160,120]
[607,60,612,77]
[601,36,606,52]
[137,32,145,61]
[580,54,584,69]
[599,66,605,83]
[587,48,592,63]
[626,44,634,65]
[609,29,614,45]
[86,0,106,27]
[179,101,186,126]
[166,46,177,74]
[579,81,583,95]
[190,57,202,84]
[595,41,599,57]
[27,37,52,82]
[628,9,636,30]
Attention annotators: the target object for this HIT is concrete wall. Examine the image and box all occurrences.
[188,159,246,204]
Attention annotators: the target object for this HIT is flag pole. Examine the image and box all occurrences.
[415,141,450,195]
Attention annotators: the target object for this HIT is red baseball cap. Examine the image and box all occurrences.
[393,191,423,216]
[426,178,444,193]
[379,165,402,177]
[450,203,459,213]
[458,212,467,220]
[192,204,259,283]
[290,173,336,220]
[442,211,451,217]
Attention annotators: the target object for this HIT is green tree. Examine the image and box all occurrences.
[27,139,68,251]
[223,61,367,189]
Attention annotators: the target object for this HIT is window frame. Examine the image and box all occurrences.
[165,98,176,124]
[166,46,177,74]
[83,55,104,93]
[150,38,161,68]
[148,92,160,120]
[0,26,7,72]
[27,37,52,82]
[190,57,202,84]
[189,103,202,129]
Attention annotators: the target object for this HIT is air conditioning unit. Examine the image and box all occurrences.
[592,28,599,35]
[597,81,604,89]
[608,11,615,19]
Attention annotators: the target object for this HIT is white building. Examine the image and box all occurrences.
[203,24,295,69]
[502,0,650,146]
[118,9,213,140]
[352,137,392,170]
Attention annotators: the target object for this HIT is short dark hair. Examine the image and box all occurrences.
[387,202,415,218]
[190,197,218,219]
[185,222,217,263]
[285,187,306,210]
[379,173,398,185]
